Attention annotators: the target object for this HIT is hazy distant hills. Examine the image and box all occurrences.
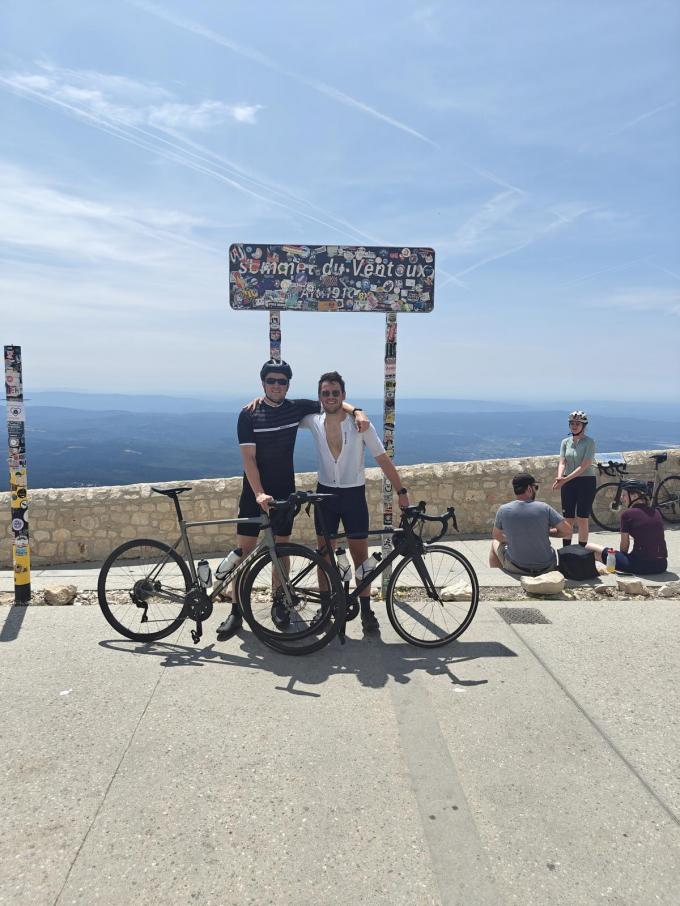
[5,394,679,490]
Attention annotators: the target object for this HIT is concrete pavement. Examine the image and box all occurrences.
[1,526,679,904]
[1,594,679,905]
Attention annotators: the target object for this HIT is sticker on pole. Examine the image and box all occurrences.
[7,401,25,422]
[229,245,435,313]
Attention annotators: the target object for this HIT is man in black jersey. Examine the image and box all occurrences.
[216,359,369,639]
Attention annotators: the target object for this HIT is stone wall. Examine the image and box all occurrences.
[0,449,674,567]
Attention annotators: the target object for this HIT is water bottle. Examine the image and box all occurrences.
[197,559,212,587]
[356,552,382,582]
[335,547,352,583]
[606,549,616,573]
[216,547,243,580]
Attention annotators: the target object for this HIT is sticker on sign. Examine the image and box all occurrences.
[229,244,435,313]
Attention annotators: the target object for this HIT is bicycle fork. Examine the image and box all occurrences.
[410,550,443,603]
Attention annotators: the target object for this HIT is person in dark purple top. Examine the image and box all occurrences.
[587,480,668,574]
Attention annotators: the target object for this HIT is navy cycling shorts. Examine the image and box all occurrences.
[314,483,369,540]
[237,479,296,538]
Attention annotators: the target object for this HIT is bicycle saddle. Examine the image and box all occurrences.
[649,453,667,464]
[151,486,192,497]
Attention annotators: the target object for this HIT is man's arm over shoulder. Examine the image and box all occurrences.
[363,423,386,457]
[292,398,322,417]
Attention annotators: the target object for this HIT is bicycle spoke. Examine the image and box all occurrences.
[240,543,342,654]
[387,546,478,647]
[98,541,190,641]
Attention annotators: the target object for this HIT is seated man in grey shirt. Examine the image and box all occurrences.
[489,473,573,575]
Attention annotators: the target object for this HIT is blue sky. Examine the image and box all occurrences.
[1,0,679,401]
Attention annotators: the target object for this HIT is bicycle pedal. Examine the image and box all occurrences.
[191,629,202,645]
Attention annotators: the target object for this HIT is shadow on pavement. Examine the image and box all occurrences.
[0,605,29,643]
[99,629,517,696]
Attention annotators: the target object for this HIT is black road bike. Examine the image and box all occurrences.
[310,500,480,648]
[591,453,680,531]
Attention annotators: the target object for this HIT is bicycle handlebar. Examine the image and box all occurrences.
[402,502,458,542]
[596,461,628,477]
[269,490,336,516]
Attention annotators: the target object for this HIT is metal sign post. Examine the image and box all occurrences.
[269,311,281,360]
[229,244,435,596]
[4,345,30,603]
[382,313,397,592]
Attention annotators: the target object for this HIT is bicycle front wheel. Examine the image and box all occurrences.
[386,545,479,648]
[655,476,680,524]
[239,543,343,655]
[98,539,191,642]
[591,482,625,531]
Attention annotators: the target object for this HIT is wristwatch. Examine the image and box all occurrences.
[397,487,408,496]
[352,407,363,416]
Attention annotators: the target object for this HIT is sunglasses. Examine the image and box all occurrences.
[320,389,342,398]
[264,378,289,386]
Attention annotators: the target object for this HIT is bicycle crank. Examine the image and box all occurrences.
[185,588,213,622]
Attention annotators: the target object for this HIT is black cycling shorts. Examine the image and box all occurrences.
[237,479,296,538]
[561,476,597,518]
[314,483,369,540]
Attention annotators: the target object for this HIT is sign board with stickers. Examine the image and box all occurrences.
[4,345,30,602]
[228,243,436,591]
[229,244,434,313]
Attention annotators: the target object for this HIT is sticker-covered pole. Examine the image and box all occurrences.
[4,345,30,603]
[269,311,281,360]
[381,313,397,594]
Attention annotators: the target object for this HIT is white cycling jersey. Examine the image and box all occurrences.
[299,412,385,488]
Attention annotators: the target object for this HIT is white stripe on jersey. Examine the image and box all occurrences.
[253,421,300,433]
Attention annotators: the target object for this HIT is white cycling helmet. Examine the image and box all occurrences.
[568,410,588,424]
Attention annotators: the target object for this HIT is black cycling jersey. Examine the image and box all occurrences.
[237,398,320,485]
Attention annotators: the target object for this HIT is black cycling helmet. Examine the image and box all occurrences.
[621,479,650,497]
[260,359,292,381]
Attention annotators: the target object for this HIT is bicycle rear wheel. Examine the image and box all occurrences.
[239,543,343,655]
[98,539,190,642]
[591,482,626,531]
[655,476,680,524]
[386,545,479,648]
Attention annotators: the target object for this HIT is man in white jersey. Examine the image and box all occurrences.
[300,371,411,632]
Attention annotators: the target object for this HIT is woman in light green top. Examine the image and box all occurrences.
[552,410,597,546]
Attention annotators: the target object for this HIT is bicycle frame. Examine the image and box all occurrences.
[315,506,441,606]
[166,505,298,609]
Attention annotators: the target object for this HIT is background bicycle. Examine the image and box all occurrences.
[591,453,680,531]
[312,500,480,648]
[97,488,344,655]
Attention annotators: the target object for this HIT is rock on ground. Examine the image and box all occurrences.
[616,577,649,596]
[441,581,473,601]
[520,571,565,596]
[44,585,78,606]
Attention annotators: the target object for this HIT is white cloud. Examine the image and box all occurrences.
[1,63,262,131]
[0,63,375,241]
[128,0,437,146]
[0,161,218,265]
